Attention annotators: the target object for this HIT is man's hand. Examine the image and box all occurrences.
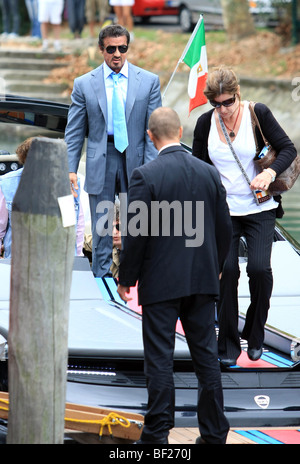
[117,284,133,302]
[69,172,79,198]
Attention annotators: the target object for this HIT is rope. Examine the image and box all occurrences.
[0,398,9,413]
[0,397,135,439]
[65,411,131,439]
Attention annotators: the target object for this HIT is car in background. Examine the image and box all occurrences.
[132,0,179,20]
[132,0,280,32]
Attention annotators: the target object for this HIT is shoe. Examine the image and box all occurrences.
[42,40,48,51]
[247,346,263,361]
[54,41,62,52]
[134,437,168,444]
[195,436,207,444]
[219,358,237,367]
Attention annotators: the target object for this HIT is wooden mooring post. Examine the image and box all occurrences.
[7,138,76,444]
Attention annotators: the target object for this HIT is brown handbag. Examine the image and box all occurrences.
[249,102,300,196]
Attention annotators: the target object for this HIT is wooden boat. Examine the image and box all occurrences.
[0,392,143,440]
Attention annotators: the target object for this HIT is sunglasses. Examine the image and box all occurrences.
[209,95,236,108]
[104,45,128,54]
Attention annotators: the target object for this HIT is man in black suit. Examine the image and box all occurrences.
[117,107,232,444]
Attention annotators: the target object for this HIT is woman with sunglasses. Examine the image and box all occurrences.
[192,65,297,367]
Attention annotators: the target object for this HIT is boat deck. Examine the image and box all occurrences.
[65,426,300,445]
[169,427,300,445]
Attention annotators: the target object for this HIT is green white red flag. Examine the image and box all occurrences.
[182,17,208,114]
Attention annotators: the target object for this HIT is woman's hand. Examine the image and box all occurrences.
[250,168,276,191]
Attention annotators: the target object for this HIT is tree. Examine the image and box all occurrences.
[221,0,255,40]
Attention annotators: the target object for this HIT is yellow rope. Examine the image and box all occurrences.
[1,397,134,439]
[65,411,131,438]
[0,398,9,413]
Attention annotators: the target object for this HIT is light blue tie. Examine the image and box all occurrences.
[112,72,128,153]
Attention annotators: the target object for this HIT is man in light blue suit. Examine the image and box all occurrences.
[65,24,162,277]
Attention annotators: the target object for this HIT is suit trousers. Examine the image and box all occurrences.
[217,209,277,361]
[89,141,127,277]
[141,294,229,444]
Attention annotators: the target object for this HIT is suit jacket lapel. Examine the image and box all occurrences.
[126,63,141,122]
[89,63,141,125]
[90,65,108,126]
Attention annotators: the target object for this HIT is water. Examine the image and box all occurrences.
[0,123,62,154]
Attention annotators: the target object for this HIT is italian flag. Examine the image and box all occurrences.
[182,17,208,114]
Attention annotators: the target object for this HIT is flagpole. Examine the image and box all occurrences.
[162,15,203,100]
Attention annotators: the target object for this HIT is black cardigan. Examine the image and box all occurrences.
[192,102,297,218]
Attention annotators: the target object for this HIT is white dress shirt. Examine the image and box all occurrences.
[103,60,129,136]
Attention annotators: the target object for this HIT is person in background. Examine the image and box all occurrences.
[85,0,110,38]
[192,65,297,367]
[0,137,84,258]
[38,0,64,52]
[0,0,20,38]
[25,0,41,39]
[82,200,121,273]
[65,24,161,278]
[110,201,121,278]
[66,0,86,39]
[118,107,232,444]
[109,0,134,40]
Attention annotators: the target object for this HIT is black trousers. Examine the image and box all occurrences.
[141,294,229,444]
[217,209,277,361]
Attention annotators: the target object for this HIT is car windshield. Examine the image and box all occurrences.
[0,97,68,154]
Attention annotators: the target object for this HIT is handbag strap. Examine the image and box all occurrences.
[218,113,259,205]
[249,101,269,149]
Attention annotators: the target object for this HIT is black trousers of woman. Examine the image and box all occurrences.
[141,294,229,444]
[217,209,277,362]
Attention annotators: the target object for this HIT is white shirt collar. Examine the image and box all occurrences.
[158,143,181,155]
[103,60,129,79]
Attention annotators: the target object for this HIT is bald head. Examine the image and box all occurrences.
[148,107,182,149]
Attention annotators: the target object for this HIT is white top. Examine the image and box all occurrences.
[208,101,278,216]
[109,0,135,5]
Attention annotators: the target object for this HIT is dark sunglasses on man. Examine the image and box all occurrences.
[105,45,128,54]
[210,95,236,108]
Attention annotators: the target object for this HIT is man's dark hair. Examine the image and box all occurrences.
[98,24,130,49]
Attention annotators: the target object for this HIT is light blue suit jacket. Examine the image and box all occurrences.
[65,62,162,195]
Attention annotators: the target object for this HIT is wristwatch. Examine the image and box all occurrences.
[263,168,276,183]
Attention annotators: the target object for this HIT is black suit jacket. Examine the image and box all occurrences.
[118,145,232,306]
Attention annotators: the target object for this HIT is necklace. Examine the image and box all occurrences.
[221,104,240,138]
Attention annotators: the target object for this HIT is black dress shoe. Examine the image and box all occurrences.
[195,436,207,444]
[134,437,168,444]
[247,346,263,361]
[219,358,237,367]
